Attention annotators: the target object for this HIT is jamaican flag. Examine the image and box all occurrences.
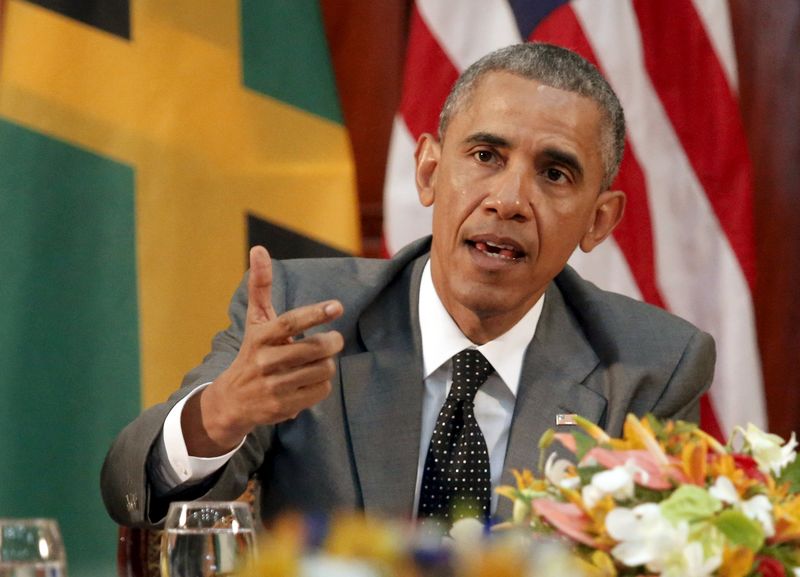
[0,1,359,575]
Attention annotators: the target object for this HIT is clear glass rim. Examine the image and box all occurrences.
[0,518,65,564]
[0,518,60,527]
[166,501,250,510]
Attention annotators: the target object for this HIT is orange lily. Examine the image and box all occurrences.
[717,545,755,577]
[624,414,670,466]
[680,438,708,486]
[771,494,800,543]
[575,415,612,444]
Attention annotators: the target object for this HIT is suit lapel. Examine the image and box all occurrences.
[496,281,608,520]
[338,248,608,522]
[340,254,427,518]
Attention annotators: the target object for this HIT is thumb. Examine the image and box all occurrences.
[246,245,277,324]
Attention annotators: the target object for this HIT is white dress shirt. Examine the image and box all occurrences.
[415,261,543,514]
[152,385,237,489]
[156,260,544,514]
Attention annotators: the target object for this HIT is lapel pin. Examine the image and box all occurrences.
[556,413,578,426]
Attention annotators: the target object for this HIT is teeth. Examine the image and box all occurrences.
[485,240,515,251]
[474,241,520,260]
[485,251,514,260]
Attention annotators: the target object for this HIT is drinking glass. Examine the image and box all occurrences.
[160,502,256,577]
[0,518,66,577]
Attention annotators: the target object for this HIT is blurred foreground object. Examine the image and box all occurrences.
[0,518,67,577]
[239,513,587,577]
[160,501,256,577]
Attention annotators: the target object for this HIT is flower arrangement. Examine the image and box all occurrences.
[497,414,800,577]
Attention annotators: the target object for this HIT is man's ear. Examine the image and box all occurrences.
[415,133,440,207]
[579,190,626,252]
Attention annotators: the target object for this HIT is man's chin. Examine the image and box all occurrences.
[454,286,529,319]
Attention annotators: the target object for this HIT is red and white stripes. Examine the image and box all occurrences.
[383,0,766,437]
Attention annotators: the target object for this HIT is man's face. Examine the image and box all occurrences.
[415,71,624,342]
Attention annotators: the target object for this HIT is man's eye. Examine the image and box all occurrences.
[474,150,495,163]
[545,167,568,183]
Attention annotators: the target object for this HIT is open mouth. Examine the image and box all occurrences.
[468,239,525,261]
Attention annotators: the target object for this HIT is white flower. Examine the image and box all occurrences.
[606,503,685,567]
[709,475,739,504]
[709,475,775,537]
[658,541,721,577]
[544,453,580,490]
[581,461,642,509]
[606,504,720,576]
[742,495,775,537]
[739,423,798,476]
[447,517,485,548]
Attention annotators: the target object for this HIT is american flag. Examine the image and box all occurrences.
[383,0,765,439]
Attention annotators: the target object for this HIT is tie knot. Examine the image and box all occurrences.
[449,349,494,402]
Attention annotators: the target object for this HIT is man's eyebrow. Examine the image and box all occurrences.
[542,147,584,180]
[463,132,511,148]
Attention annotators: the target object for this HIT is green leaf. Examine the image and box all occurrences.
[671,420,700,435]
[777,453,800,492]
[660,485,721,523]
[538,428,556,450]
[634,485,672,503]
[573,430,596,461]
[712,509,765,552]
[645,414,665,436]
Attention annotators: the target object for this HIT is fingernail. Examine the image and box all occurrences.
[324,302,340,316]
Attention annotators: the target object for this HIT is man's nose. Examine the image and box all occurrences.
[482,169,534,222]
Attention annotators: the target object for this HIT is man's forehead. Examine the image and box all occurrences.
[449,71,598,126]
[447,72,602,139]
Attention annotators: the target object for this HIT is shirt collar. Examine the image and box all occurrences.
[418,260,544,397]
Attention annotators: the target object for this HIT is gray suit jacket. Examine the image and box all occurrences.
[101,237,714,527]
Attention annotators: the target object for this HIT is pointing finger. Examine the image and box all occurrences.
[260,300,344,344]
[247,245,277,325]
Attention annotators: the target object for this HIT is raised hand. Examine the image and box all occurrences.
[182,246,344,457]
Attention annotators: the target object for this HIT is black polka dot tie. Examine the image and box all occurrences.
[418,349,494,530]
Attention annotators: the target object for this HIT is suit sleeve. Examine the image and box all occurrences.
[650,329,716,423]
[100,264,285,528]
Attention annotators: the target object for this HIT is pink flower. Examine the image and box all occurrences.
[531,498,598,548]
[553,432,577,453]
[582,448,685,490]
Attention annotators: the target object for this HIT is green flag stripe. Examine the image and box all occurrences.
[0,118,140,577]
[241,0,343,124]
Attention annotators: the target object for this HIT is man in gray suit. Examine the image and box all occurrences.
[102,43,714,528]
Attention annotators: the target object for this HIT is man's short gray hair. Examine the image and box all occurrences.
[439,42,626,191]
